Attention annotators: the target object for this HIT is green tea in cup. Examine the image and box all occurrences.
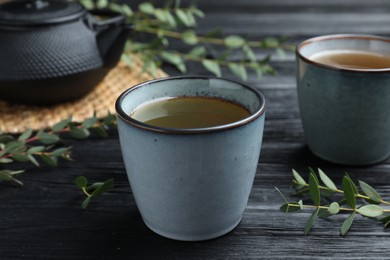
[130,96,251,129]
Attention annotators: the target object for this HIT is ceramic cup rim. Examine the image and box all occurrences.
[115,76,265,134]
[296,34,390,73]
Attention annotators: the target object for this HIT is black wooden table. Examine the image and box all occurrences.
[2,0,390,259]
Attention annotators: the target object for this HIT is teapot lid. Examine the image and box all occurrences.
[0,0,86,26]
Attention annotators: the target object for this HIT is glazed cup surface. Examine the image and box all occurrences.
[115,76,265,241]
[296,34,390,165]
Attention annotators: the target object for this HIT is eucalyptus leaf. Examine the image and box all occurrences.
[175,9,191,26]
[81,197,91,209]
[342,176,356,209]
[318,168,337,191]
[340,212,356,236]
[91,178,114,197]
[228,63,247,81]
[93,126,108,138]
[357,204,383,218]
[27,154,39,167]
[40,154,58,167]
[37,133,60,144]
[5,140,25,153]
[345,173,358,194]
[0,170,24,186]
[0,158,13,163]
[75,176,88,189]
[224,35,245,48]
[18,129,33,141]
[189,46,206,57]
[309,170,320,206]
[182,30,198,45]
[243,45,257,62]
[292,169,306,186]
[52,118,70,132]
[12,154,29,162]
[27,146,45,154]
[69,125,90,139]
[82,117,98,129]
[359,180,382,204]
[52,147,70,157]
[154,9,167,22]
[139,2,154,14]
[328,202,340,215]
[304,208,319,235]
[202,60,221,77]
[318,209,333,219]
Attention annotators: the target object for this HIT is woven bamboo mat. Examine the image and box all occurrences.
[0,55,167,133]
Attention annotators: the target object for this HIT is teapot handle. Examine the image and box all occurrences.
[86,9,126,32]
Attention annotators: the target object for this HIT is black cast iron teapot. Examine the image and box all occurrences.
[0,0,131,105]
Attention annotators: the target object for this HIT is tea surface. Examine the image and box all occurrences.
[130,96,251,129]
[310,50,390,69]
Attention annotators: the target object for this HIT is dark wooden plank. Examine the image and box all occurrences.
[2,0,390,259]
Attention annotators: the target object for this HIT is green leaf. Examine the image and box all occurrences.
[91,178,114,197]
[97,0,108,9]
[12,153,29,162]
[202,60,221,77]
[379,215,390,228]
[191,7,205,18]
[139,2,154,14]
[37,133,60,144]
[27,154,39,167]
[280,202,300,213]
[357,204,383,218]
[228,63,248,81]
[69,125,90,139]
[342,176,356,209]
[0,158,13,163]
[154,9,167,22]
[175,9,191,26]
[308,170,320,206]
[328,202,340,215]
[18,129,33,141]
[243,45,257,62]
[318,209,333,219]
[340,212,356,236]
[224,35,245,48]
[52,118,70,132]
[292,169,307,186]
[345,173,358,194]
[189,46,206,57]
[27,146,45,154]
[75,176,88,189]
[160,51,186,73]
[298,200,303,210]
[318,168,337,191]
[359,180,382,204]
[161,9,177,27]
[182,30,198,45]
[40,154,58,167]
[52,147,70,157]
[304,208,319,235]
[81,197,91,209]
[93,126,108,138]
[0,170,24,186]
[82,117,98,129]
[5,140,25,153]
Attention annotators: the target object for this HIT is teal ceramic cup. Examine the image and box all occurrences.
[297,34,390,165]
[115,76,265,241]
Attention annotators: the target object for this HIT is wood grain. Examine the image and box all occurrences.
[1,0,390,259]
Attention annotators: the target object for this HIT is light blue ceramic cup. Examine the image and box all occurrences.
[115,76,265,241]
[297,34,390,165]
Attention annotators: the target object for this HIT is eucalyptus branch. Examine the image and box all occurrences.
[277,168,390,236]
[0,113,116,186]
[79,0,293,81]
